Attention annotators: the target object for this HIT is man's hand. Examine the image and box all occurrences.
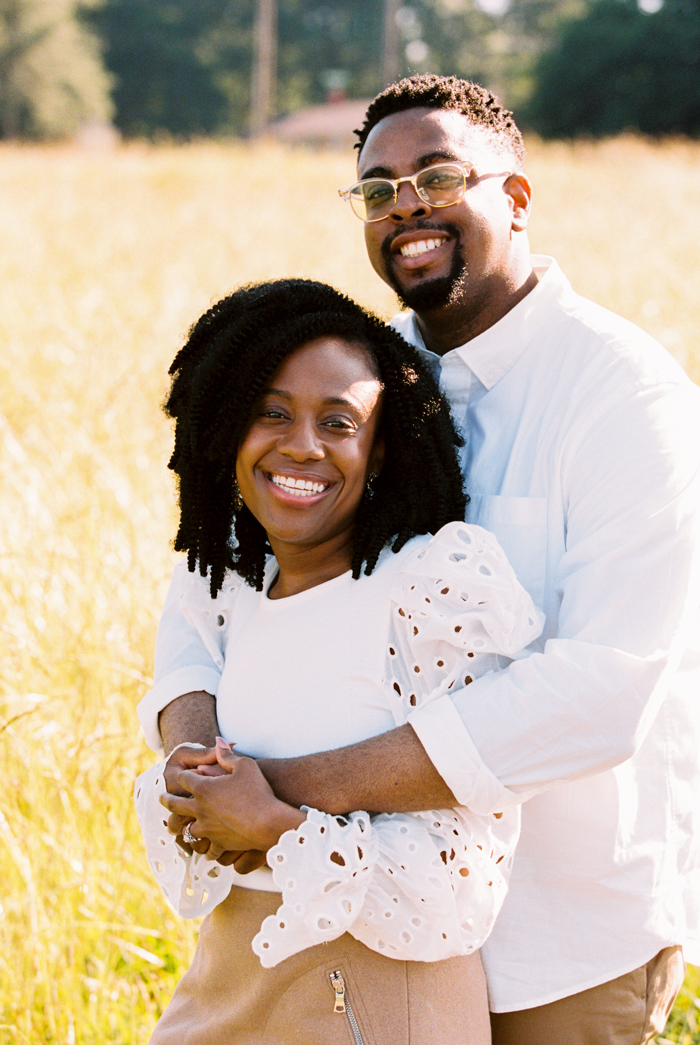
[216,849,269,873]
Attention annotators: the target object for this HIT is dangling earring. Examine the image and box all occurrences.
[366,472,378,498]
[233,480,243,512]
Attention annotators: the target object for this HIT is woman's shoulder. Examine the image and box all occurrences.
[389,521,544,658]
[173,556,268,618]
[370,522,512,588]
[375,521,512,581]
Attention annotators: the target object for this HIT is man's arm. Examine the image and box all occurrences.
[258,723,456,815]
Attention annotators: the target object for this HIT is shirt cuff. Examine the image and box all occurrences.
[136,666,222,754]
[407,692,517,814]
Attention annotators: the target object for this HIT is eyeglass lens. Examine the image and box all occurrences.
[350,164,467,222]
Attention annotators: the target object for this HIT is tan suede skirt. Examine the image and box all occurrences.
[150,885,491,1045]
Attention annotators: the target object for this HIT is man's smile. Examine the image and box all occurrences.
[384,223,458,275]
[397,235,449,259]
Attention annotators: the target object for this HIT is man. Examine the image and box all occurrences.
[139,75,700,1043]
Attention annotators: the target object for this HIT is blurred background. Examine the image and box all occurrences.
[1,0,699,143]
[0,1,699,1042]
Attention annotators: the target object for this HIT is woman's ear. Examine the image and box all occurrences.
[369,433,386,479]
[505,172,532,233]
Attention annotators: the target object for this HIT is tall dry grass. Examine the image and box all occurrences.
[0,137,698,1043]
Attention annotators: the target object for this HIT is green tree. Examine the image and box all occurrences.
[88,0,242,137]
[526,0,700,137]
[0,0,113,138]
[90,0,389,136]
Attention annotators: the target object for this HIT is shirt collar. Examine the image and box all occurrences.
[398,256,571,390]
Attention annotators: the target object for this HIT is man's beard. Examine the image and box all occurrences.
[381,222,466,313]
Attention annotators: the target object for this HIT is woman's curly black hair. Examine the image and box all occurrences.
[166,278,467,594]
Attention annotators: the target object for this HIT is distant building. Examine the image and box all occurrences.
[270,99,371,148]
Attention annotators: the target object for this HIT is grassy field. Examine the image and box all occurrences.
[0,136,698,1042]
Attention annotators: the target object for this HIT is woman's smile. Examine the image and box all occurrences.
[267,472,331,498]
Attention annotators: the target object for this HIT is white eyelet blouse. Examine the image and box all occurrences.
[135,521,543,969]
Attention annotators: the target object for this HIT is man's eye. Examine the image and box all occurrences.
[421,169,461,190]
[363,181,393,205]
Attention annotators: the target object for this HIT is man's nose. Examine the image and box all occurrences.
[387,182,432,223]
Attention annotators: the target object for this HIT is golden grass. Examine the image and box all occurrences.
[0,137,698,1042]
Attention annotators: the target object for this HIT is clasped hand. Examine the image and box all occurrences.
[160,738,305,872]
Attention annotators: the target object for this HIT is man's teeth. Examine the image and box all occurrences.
[400,237,446,257]
[271,474,327,497]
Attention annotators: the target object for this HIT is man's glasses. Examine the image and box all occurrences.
[339,161,478,223]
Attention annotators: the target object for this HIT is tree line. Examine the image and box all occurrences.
[1,0,699,141]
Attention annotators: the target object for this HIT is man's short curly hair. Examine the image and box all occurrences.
[166,278,467,595]
[355,74,525,168]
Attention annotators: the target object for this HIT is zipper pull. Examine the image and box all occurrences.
[330,970,346,1013]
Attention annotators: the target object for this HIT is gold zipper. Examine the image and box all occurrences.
[329,970,366,1045]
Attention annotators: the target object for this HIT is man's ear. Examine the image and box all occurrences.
[505,172,532,233]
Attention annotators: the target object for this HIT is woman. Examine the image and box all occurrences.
[135,279,542,1044]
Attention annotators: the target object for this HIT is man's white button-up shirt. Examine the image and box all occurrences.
[143,256,700,1012]
[393,256,700,1009]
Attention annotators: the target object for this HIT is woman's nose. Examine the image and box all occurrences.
[277,419,324,460]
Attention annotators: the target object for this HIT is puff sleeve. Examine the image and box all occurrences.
[134,756,239,918]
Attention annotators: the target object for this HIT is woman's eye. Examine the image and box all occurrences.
[322,417,354,430]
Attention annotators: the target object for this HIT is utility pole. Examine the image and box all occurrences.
[250,0,277,137]
[381,0,401,87]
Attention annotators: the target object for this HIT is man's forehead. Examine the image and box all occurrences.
[357,107,502,177]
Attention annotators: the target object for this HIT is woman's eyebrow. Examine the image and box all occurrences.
[325,395,357,407]
[262,390,360,410]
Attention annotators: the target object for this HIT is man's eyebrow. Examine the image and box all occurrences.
[358,163,393,179]
[417,150,463,167]
[359,151,465,180]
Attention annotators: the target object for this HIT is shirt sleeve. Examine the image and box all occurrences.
[137,561,229,755]
[133,758,238,916]
[251,804,518,968]
[409,379,700,812]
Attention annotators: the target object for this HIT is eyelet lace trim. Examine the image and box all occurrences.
[134,762,236,917]
[252,805,515,967]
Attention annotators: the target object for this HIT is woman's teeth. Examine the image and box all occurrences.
[271,474,327,497]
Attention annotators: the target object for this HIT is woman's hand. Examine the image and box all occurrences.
[159,738,306,862]
[163,743,229,856]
